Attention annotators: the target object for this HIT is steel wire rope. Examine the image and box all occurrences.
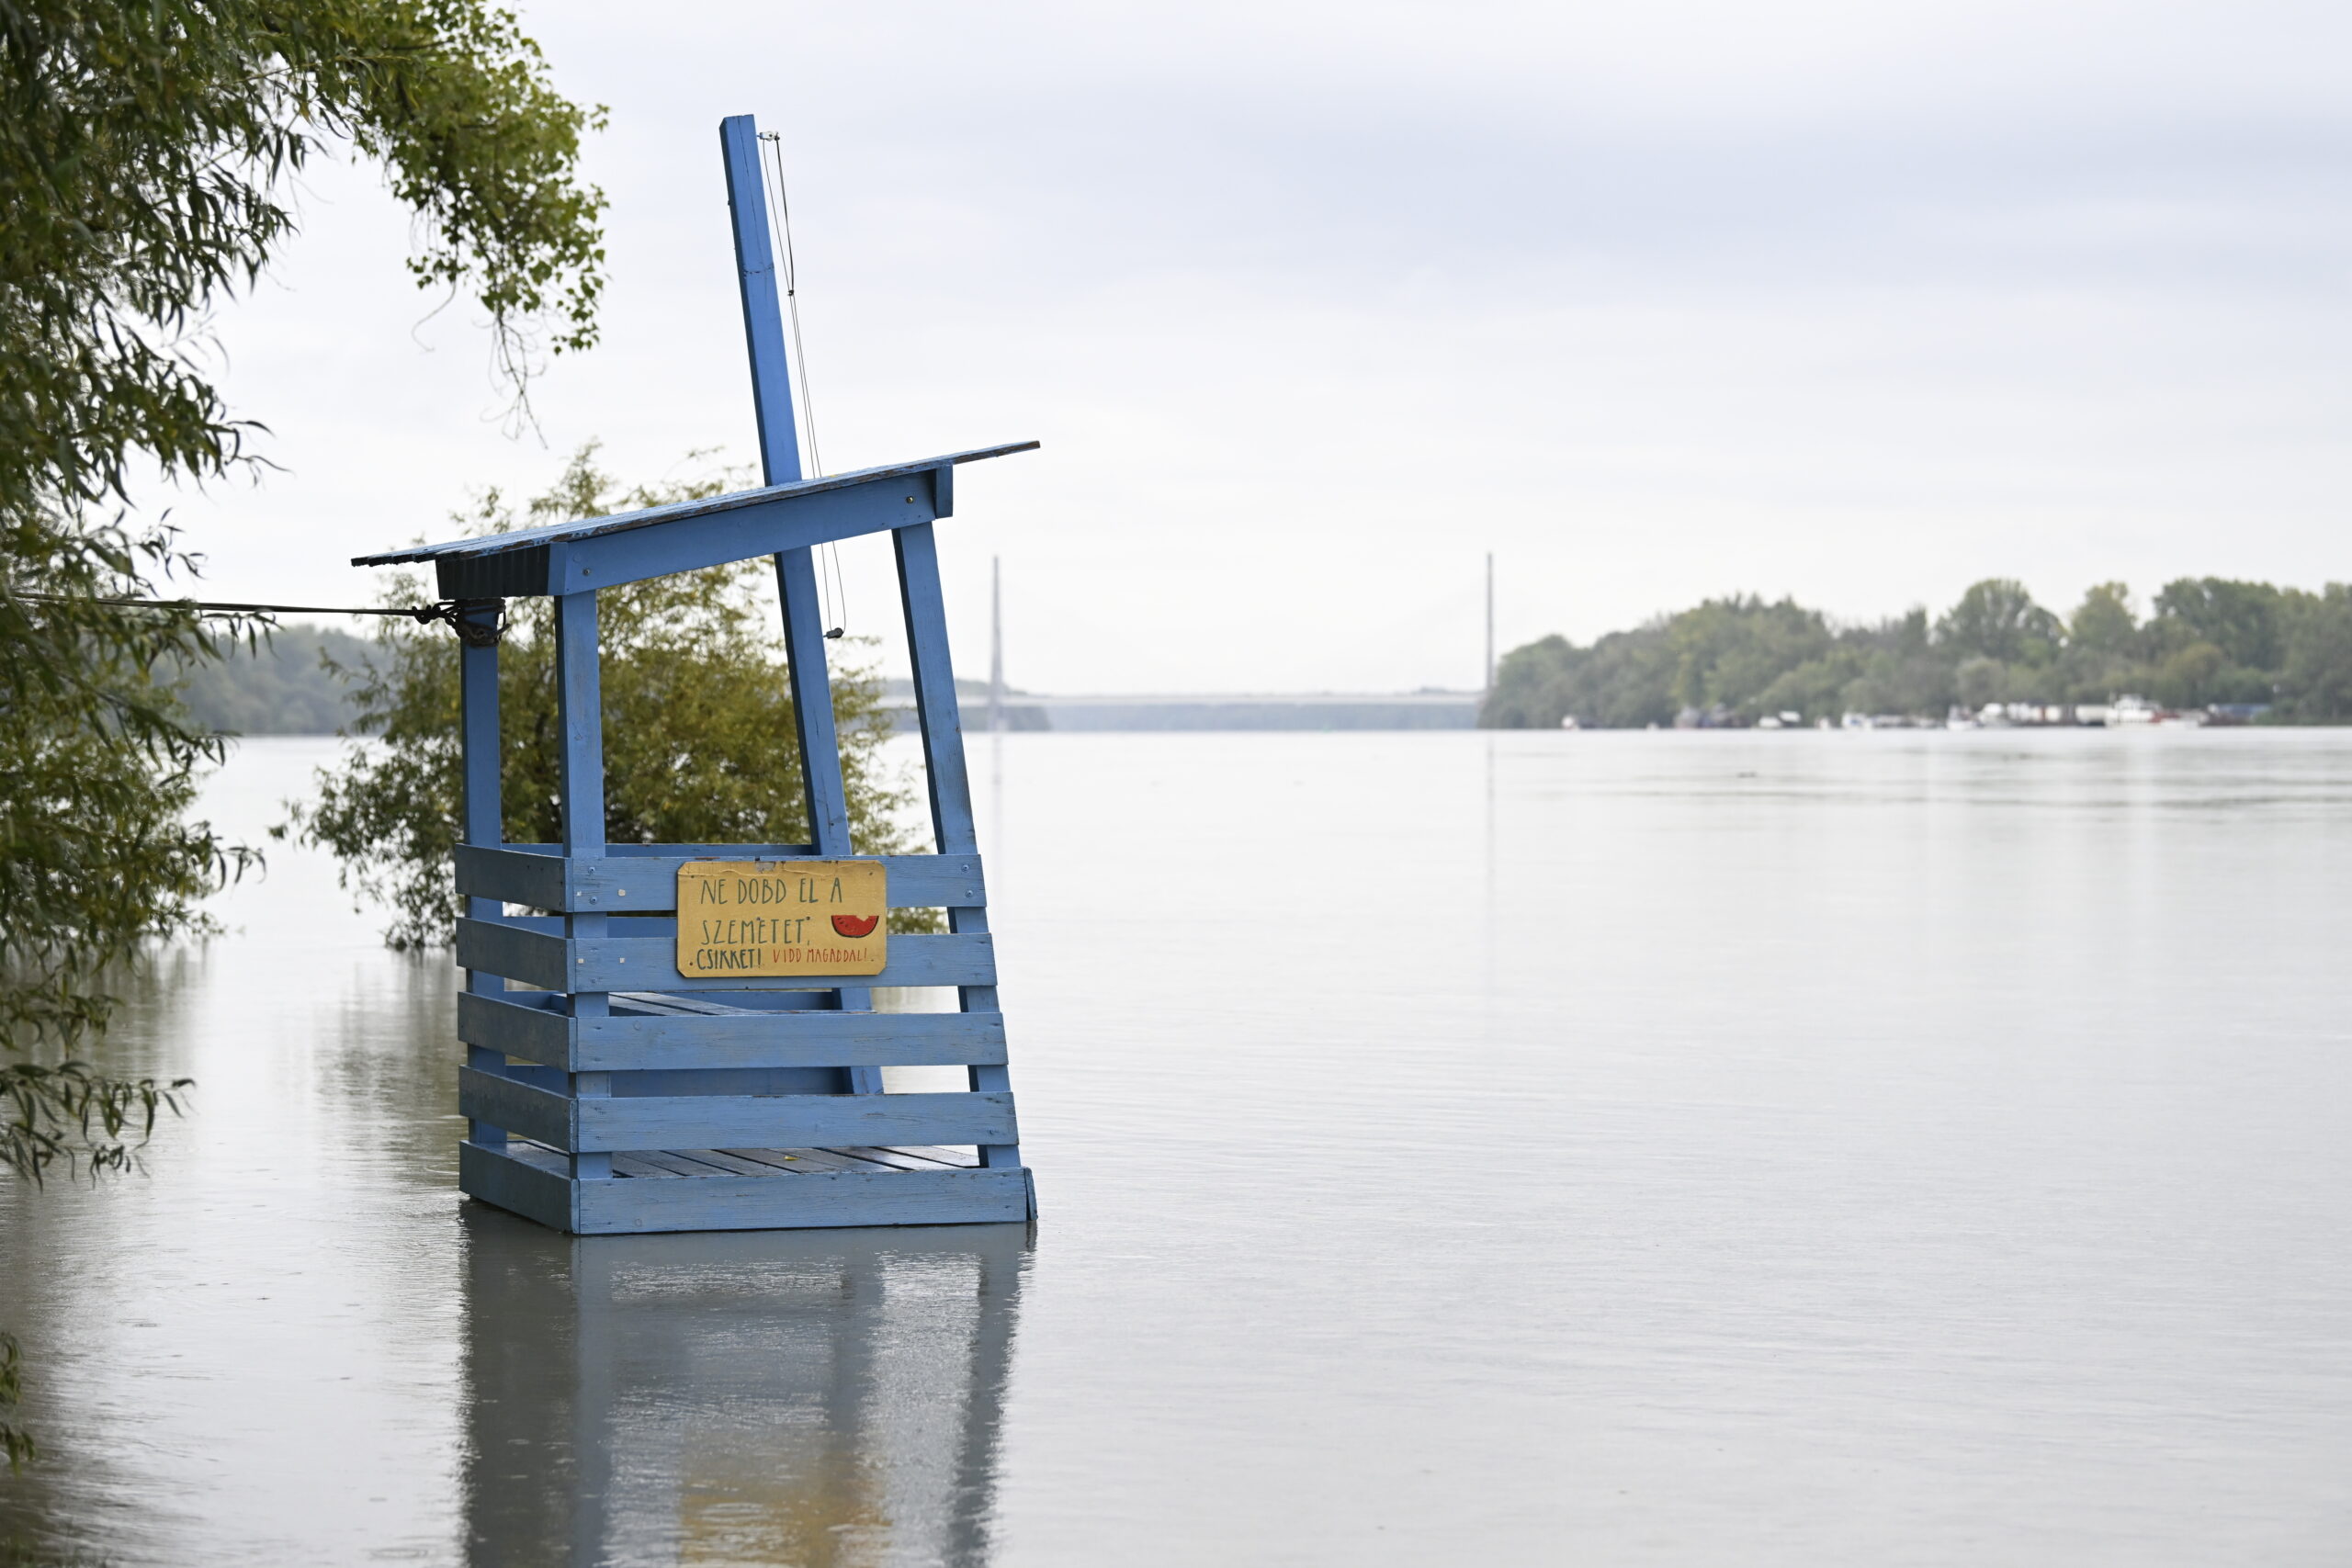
[17,594,447,620]
[6,593,505,643]
[758,130,848,641]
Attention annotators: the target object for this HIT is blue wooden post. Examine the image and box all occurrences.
[718,116,801,484]
[557,591,612,1187]
[460,600,507,1152]
[897,524,1024,1180]
[722,113,882,1093]
[368,112,1039,1235]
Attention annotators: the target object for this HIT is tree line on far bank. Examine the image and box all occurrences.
[1481,578,2352,729]
[172,625,378,735]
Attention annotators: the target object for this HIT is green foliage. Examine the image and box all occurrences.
[2151,578,2284,669]
[0,0,604,1040]
[1488,598,1947,728]
[0,539,251,1055]
[0,526,238,1244]
[0,1063,190,1188]
[1483,575,2352,727]
[2276,586,2352,722]
[0,0,605,1469]
[1484,626,1679,728]
[1668,598,1836,712]
[0,0,606,527]
[1938,578,2063,666]
[1,1331,27,1472]
[2069,582,2137,656]
[290,446,937,948]
[0,1538,107,1568]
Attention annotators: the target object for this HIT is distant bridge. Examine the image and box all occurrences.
[880,687,1482,732]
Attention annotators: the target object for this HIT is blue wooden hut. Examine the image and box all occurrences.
[354,115,1036,1235]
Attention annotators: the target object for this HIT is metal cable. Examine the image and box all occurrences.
[9,594,506,644]
[17,594,439,619]
[758,129,849,637]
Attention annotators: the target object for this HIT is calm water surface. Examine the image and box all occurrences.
[2,729,2348,1565]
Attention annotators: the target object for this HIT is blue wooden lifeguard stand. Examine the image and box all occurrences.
[354,115,1036,1235]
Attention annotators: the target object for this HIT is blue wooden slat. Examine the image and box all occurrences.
[454,921,995,994]
[574,932,992,993]
[459,1067,570,1147]
[454,846,984,914]
[583,1089,1013,1153]
[468,913,893,941]
[606,1067,840,1097]
[456,845,565,911]
[471,913,574,935]
[453,919,568,980]
[484,840,811,857]
[363,454,1039,599]
[574,1167,1029,1235]
[354,444,1030,568]
[458,1068,1015,1152]
[457,991,571,1066]
[617,991,835,1012]
[503,1145,1023,1232]
[543,482,937,598]
[501,1063,567,1095]
[618,851,978,908]
[458,1141,576,1232]
[457,991,1007,1072]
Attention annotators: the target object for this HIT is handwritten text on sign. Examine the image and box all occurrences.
[673,860,888,977]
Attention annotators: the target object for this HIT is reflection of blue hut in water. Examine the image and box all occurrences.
[461,1208,1025,1559]
[355,114,1036,1235]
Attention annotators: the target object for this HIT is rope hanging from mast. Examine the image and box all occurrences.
[758,128,848,640]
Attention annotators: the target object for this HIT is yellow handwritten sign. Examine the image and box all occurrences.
[674,860,888,977]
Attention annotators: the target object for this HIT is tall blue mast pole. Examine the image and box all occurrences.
[718,114,878,1091]
[718,116,803,486]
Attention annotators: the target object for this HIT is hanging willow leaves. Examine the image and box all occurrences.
[0,0,605,1092]
[0,0,607,1463]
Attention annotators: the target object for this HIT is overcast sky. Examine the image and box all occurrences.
[164,0,2352,693]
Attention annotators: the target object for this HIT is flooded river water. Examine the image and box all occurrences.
[2,729,2348,1565]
